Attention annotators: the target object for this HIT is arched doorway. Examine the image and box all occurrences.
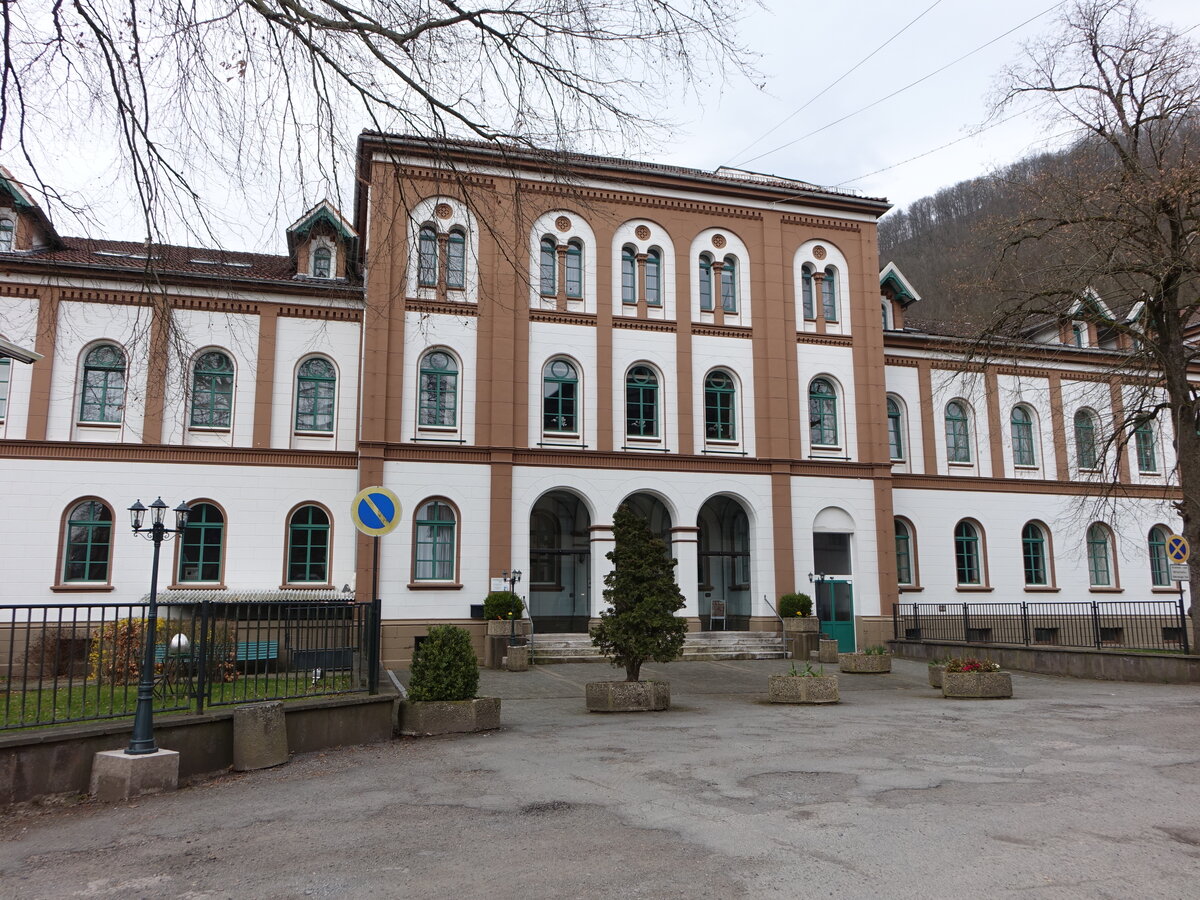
[529,492,591,633]
[813,506,855,651]
[619,492,673,549]
[698,496,751,630]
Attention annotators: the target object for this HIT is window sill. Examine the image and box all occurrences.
[898,585,923,593]
[948,461,975,468]
[280,582,334,590]
[890,458,905,465]
[955,585,994,592]
[76,421,122,429]
[811,445,842,452]
[1137,471,1162,477]
[168,583,227,591]
[293,431,334,437]
[417,426,458,434]
[1152,586,1182,593]
[51,584,115,593]
[189,427,232,434]
[1013,465,1040,471]
[1023,586,1061,593]
[407,582,464,591]
[1088,586,1124,593]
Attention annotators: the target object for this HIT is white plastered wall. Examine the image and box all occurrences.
[996,372,1055,481]
[0,295,39,440]
[789,477,881,616]
[271,316,361,451]
[794,239,852,336]
[611,218,678,321]
[688,227,752,327]
[400,312,478,445]
[797,343,858,461]
[528,210,598,315]
[691,334,756,456]
[611,329,678,452]
[928,367,990,477]
[527,322,598,448]
[406,196,480,304]
[884,364,922,474]
[1060,378,1116,478]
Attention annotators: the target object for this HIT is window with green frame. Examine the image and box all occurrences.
[178,502,224,583]
[312,245,332,279]
[1011,405,1036,467]
[894,518,913,586]
[645,247,662,307]
[620,245,637,305]
[539,237,557,296]
[1074,409,1099,470]
[808,378,838,446]
[62,500,113,582]
[295,357,336,433]
[1148,526,1170,587]
[801,265,815,319]
[447,229,466,289]
[418,350,458,428]
[0,217,13,252]
[79,343,127,423]
[190,350,234,429]
[625,365,659,438]
[945,400,972,463]
[954,520,982,585]
[887,397,904,461]
[417,225,438,287]
[1087,523,1113,587]
[414,499,456,581]
[542,358,578,434]
[704,370,736,441]
[1021,522,1048,586]
[287,505,330,583]
[822,266,838,322]
[566,239,584,299]
[0,356,10,421]
[698,254,713,311]
[720,256,738,313]
[1134,418,1158,472]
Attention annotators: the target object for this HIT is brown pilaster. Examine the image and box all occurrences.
[1048,372,1069,478]
[596,230,614,452]
[25,289,57,441]
[812,272,826,335]
[1109,378,1130,482]
[675,244,694,456]
[917,359,938,475]
[141,301,171,444]
[771,466,796,594]
[489,454,514,577]
[985,368,1005,478]
[252,305,279,448]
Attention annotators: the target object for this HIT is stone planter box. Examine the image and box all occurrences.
[585,680,670,712]
[817,639,840,664]
[838,652,892,674]
[942,671,1012,699]
[928,664,945,688]
[486,619,532,636]
[782,617,820,634]
[504,645,529,672]
[768,674,839,704]
[398,697,501,736]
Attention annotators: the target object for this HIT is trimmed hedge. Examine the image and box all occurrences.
[408,625,479,702]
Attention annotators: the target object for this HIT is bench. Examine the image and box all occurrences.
[235,640,279,669]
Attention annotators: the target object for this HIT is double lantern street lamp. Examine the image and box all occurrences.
[502,569,522,646]
[125,497,191,756]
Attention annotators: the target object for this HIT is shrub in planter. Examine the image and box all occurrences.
[483,591,530,635]
[408,625,479,702]
[779,592,818,632]
[838,645,892,673]
[768,662,839,704]
[942,657,1012,699]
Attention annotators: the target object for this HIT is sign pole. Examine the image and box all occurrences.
[370,534,381,695]
[351,486,402,697]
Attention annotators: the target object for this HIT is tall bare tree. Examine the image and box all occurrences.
[984,0,1200,628]
[1,0,752,246]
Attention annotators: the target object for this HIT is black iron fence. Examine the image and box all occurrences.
[893,599,1191,654]
[1,600,375,731]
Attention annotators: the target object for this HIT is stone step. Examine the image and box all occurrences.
[528,630,788,664]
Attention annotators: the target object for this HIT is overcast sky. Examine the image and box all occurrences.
[16,0,1200,251]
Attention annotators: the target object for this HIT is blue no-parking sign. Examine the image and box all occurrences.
[1166,534,1189,564]
[352,486,402,537]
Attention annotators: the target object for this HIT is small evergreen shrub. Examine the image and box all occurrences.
[408,625,479,701]
[483,591,525,620]
[862,645,890,656]
[778,592,813,618]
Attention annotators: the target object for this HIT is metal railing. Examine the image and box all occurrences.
[1,599,374,731]
[893,599,1191,654]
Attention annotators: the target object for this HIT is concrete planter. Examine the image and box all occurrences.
[942,671,1012,699]
[817,639,840,664]
[585,680,670,712]
[486,619,532,636]
[767,674,839,704]
[928,664,945,688]
[398,697,502,736]
[504,645,529,672]
[838,652,892,674]
[782,617,820,634]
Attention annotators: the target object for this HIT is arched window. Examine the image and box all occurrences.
[190,350,234,429]
[414,499,456,581]
[539,237,557,296]
[417,225,438,287]
[801,264,815,319]
[447,229,466,289]
[621,245,637,305]
[887,397,904,461]
[62,500,113,582]
[0,217,13,252]
[645,247,662,307]
[721,256,738,313]
[287,505,330,583]
[1022,522,1049,586]
[530,509,561,587]
[295,357,336,433]
[1134,417,1158,473]
[177,502,224,583]
[808,378,838,447]
[1149,526,1170,587]
[822,266,838,322]
[1075,410,1099,470]
[954,520,983,585]
[566,239,584,299]
[1087,524,1114,587]
[0,356,11,421]
[543,358,578,434]
[945,401,972,464]
[704,370,736,441]
[625,365,659,438]
[312,245,332,279]
[894,518,914,586]
[79,344,127,424]
[881,301,890,330]
[419,350,459,428]
[698,254,714,311]
[1011,406,1036,467]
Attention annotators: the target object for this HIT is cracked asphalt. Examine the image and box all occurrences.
[2,658,1199,899]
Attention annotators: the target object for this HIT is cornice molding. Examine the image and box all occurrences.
[0,440,357,469]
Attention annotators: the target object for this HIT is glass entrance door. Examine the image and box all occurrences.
[815,580,855,651]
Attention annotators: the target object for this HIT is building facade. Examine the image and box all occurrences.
[0,141,1186,665]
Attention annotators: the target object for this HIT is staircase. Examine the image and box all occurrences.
[529,631,788,664]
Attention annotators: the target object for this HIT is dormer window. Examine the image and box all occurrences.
[1072,323,1086,347]
[0,217,13,252]
[312,246,332,279]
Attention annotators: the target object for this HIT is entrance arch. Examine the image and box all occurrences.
[697,495,751,630]
[813,506,855,651]
[529,491,592,633]
[619,492,673,549]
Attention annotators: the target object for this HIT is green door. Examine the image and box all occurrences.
[816,580,855,652]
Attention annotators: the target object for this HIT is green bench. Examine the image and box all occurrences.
[154,640,279,667]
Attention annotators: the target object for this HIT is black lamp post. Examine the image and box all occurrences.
[126,497,190,755]
[502,568,522,646]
